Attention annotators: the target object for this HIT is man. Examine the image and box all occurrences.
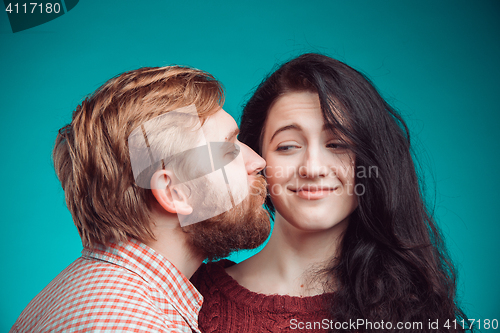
[11,66,270,332]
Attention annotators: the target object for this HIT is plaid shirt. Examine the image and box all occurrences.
[11,239,203,333]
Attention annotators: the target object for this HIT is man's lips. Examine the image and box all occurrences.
[288,186,338,200]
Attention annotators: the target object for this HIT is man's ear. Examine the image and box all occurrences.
[150,170,193,215]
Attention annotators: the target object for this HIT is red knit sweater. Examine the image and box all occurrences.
[191,260,333,332]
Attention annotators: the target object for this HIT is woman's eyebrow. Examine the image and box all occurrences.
[270,123,302,142]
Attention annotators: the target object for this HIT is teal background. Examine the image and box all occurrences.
[1,0,499,329]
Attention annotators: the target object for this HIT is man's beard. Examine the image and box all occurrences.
[182,175,271,261]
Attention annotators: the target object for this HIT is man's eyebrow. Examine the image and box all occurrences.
[226,128,239,141]
[269,123,302,142]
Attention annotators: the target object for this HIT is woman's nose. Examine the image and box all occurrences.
[298,148,328,178]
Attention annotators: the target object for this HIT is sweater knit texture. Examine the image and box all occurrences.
[191,260,332,332]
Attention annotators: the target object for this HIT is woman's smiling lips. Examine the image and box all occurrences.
[288,185,338,200]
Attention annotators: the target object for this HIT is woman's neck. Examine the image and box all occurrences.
[226,212,348,297]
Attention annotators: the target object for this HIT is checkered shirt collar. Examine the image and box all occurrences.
[82,238,203,329]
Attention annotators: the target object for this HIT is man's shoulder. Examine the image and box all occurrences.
[11,256,175,333]
[60,255,152,292]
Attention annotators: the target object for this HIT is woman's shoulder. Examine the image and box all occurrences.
[190,259,235,293]
[191,259,234,279]
[191,259,329,314]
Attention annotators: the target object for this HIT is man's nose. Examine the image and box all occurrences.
[241,143,265,175]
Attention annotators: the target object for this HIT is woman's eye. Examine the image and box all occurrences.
[327,142,347,151]
[276,145,298,152]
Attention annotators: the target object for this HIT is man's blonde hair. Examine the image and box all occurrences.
[53,66,224,248]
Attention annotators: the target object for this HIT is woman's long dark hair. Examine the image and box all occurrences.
[239,53,469,332]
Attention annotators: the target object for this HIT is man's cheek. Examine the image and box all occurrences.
[178,171,232,227]
[224,152,248,206]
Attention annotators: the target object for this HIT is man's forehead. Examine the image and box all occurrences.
[201,109,239,141]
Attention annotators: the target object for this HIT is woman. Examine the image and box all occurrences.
[191,53,469,332]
